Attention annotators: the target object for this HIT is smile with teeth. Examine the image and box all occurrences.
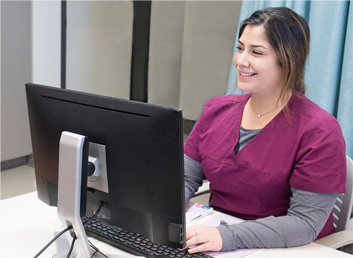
[240,72,257,76]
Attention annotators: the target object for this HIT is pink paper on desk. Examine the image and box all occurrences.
[186,203,214,223]
[186,208,259,258]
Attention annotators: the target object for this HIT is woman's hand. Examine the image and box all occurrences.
[185,225,223,254]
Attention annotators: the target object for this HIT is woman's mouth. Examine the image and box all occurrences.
[239,72,257,77]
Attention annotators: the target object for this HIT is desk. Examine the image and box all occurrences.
[0,192,352,258]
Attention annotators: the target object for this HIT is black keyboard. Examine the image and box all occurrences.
[83,218,213,258]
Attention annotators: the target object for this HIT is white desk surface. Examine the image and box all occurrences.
[0,192,352,258]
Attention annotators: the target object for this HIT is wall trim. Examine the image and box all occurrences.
[130,0,152,102]
[1,155,32,171]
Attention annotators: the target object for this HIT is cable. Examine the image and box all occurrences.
[63,234,109,258]
[89,248,108,258]
[88,240,109,258]
[33,202,104,258]
[90,250,100,258]
[32,225,72,258]
[65,203,105,258]
[83,202,103,226]
[85,203,108,258]
[66,234,76,258]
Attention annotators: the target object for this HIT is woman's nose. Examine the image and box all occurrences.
[234,52,250,68]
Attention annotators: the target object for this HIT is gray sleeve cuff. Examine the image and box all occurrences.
[217,221,238,251]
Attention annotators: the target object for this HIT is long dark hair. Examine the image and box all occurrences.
[239,7,310,99]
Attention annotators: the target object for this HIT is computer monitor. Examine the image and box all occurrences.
[25,83,185,251]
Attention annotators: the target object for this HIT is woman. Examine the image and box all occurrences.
[184,7,346,253]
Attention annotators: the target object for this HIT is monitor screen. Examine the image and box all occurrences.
[25,83,185,249]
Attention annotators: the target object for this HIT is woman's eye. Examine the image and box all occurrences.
[253,51,263,55]
[236,46,243,51]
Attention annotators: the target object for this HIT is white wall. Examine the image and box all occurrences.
[148,1,185,109]
[32,1,61,88]
[1,1,61,164]
[1,1,32,163]
[66,1,133,99]
[148,1,241,120]
[179,1,241,120]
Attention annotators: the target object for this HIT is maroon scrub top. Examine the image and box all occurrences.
[184,91,346,239]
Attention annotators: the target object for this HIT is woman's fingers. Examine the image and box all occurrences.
[185,225,223,253]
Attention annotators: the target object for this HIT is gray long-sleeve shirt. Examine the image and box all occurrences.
[184,126,338,251]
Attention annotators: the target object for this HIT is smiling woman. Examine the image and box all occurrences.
[235,24,290,130]
[235,25,284,101]
[234,7,310,130]
[238,7,310,96]
[183,7,346,254]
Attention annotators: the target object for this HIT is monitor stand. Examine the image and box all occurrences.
[55,131,92,257]
[53,132,141,258]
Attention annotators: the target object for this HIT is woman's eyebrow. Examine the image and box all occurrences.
[238,39,268,49]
